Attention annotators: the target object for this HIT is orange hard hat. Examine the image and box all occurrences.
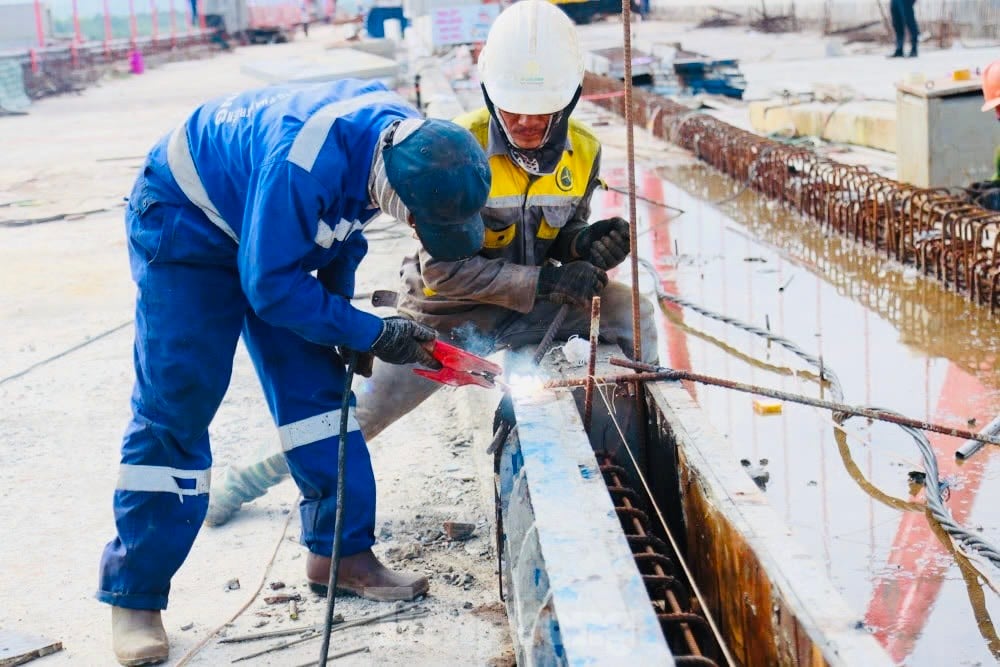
[983,60,1000,112]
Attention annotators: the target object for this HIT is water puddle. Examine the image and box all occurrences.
[594,160,1000,666]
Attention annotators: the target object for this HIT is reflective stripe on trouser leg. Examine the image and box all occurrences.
[98,203,246,610]
[242,311,377,558]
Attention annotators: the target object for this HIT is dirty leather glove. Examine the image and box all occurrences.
[370,316,442,369]
[572,217,630,270]
[537,262,609,308]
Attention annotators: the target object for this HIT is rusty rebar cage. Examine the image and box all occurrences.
[582,72,1000,313]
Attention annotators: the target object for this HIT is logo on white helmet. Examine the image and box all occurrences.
[517,61,545,87]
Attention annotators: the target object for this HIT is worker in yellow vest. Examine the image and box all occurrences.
[967,60,1000,211]
[205,0,657,527]
[982,60,1000,182]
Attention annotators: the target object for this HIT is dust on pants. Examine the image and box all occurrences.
[354,281,658,440]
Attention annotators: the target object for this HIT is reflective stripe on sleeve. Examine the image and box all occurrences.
[287,91,405,173]
[116,463,211,498]
[278,407,361,452]
[315,217,366,249]
[166,124,239,243]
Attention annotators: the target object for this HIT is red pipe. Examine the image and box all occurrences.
[71,0,82,44]
[33,0,45,48]
[151,0,159,44]
[170,0,178,46]
[70,0,81,67]
[103,0,112,57]
[128,0,138,48]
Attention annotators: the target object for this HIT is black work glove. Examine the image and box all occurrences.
[369,317,442,369]
[537,262,608,308]
[336,347,375,378]
[572,217,630,270]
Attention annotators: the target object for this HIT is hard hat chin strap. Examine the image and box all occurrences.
[483,85,582,176]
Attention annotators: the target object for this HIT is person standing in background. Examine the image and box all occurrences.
[888,0,920,58]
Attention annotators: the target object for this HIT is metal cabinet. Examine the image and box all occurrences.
[896,78,1000,189]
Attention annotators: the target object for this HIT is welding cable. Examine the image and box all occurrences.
[318,351,357,665]
[639,357,1000,574]
[816,97,894,141]
[361,217,414,242]
[833,412,1000,643]
[839,410,1000,569]
[927,516,1000,658]
[0,203,124,227]
[834,425,1000,658]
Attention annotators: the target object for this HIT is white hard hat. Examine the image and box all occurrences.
[477,0,585,116]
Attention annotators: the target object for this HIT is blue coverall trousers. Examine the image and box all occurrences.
[97,179,376,610]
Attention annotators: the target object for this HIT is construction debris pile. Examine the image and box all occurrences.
[583,72,1000,312]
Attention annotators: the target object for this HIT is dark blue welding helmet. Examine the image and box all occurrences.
[382,118,490,261]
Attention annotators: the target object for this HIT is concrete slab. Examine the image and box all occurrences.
[497,357,674,666]
[326,37,399,59]
[240,48,400,84]
[749,99,897,152]
[0,629,63,666]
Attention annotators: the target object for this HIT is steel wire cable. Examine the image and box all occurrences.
[656,300,827,388]
[637,258,1000,572]
[879,414,1000,567]
[639,258,845,402]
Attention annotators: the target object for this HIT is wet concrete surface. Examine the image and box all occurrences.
[592,160,1000,666]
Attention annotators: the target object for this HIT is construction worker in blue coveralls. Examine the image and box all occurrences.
[97,78,490,666]
[202,0,658,526]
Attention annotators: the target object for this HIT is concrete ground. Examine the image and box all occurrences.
[579,18,1000,101]
[3,13,999,667]
[578,18,1000,176]
[0,24,511,667]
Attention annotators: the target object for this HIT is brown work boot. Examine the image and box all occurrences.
[306,549,429,602]
[111,606,168,666]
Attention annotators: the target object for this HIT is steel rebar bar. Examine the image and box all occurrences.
[583,296,601,432]
[532,303,570,365]
[591,358,1000,447]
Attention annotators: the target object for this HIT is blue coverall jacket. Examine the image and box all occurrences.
[98,79,418,610]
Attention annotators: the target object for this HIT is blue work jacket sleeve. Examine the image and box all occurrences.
[317,230,368,299]
[239,159,383,351]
